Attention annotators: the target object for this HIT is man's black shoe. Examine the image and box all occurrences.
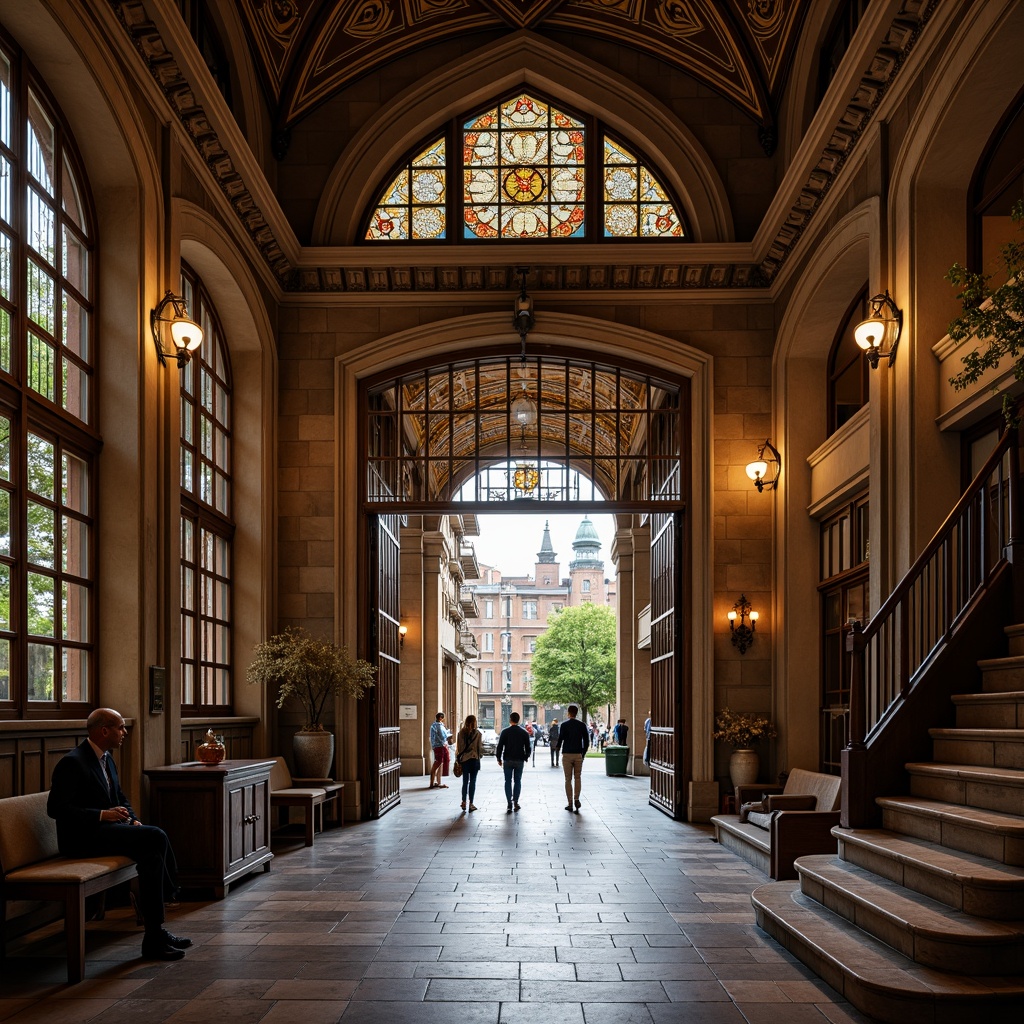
[160,929,192,949]
[141,939,185,961]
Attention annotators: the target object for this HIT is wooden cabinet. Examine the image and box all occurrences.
[145,759,275,898]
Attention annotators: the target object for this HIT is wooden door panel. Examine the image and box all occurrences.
[370,512,402,818]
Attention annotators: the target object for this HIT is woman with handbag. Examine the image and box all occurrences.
[455,714,483,812]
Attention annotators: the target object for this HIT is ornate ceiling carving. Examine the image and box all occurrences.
[110,0,938,294]
[239,0,811,135]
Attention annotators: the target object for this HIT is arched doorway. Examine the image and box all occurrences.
[359,349,690,819]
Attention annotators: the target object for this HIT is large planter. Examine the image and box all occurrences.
[292,729,335,779]
[729,748,759,789]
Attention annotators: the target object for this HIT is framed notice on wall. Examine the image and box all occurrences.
[149,666,165,713]
[399,704,418,720]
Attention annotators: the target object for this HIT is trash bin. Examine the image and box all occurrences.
[604,744,629,776]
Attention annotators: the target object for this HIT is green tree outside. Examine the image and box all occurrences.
[530,602,616,724]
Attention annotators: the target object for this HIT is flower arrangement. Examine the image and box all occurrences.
[247,627,375,731]
[712,706,777,748]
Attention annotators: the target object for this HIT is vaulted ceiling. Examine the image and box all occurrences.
[238,0,811,143]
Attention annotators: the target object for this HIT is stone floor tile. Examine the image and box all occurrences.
[338,1001,500,1023]
[412,961,519,979]
[661,980,732,1002]
[4,769,865,1024]
[582,1005,656,1024]
[424,979,520,1000]
[261,1001,351,1024]
[500,1003,584,1024]
[350,978,429,1000]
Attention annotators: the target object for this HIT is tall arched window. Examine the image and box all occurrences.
[0,37,97,719]
[970,88,1024,279]
[364,91,686,242]
[827,286,869,436]
[179,264,233,713]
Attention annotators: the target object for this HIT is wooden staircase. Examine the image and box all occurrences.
[753,623,1024,1023]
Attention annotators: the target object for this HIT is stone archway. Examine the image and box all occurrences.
[334,312,716,821]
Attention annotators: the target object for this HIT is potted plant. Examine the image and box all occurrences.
[247,627,375,778]
[713,706,777,788]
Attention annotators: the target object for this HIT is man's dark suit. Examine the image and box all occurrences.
[47,740,177,931]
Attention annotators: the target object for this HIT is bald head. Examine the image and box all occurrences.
[87,708,126,751]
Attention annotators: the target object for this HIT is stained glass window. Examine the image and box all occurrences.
[463,94,585,239]
[366,138,446,241]
[363,91,685,242]
[603,138,684,238]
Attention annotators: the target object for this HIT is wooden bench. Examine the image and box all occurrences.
[0,791,139,983]
[269,757,344,847]
[711,768,842,880]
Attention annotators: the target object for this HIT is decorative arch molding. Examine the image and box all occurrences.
[178,202,277,732]
[333,311,716,792]
[893,0,1024,417]
[313,31,733,246]
[886,0,1024,582]
[772,198,876,776]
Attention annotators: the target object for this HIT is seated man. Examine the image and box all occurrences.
[47,707,191,961]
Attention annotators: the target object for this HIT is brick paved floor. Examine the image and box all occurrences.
[0,758,874,1023]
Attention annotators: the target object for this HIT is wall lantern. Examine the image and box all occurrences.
[728,594,758,654]
[151,290,203,368]
[854,290,903,369]
[745,438,781,492]
[398,624,408,649]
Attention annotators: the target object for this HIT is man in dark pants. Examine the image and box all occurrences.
[548,719,560,766]
[557,704,590,812]
[47,708,191,961]
[495,712,531,812]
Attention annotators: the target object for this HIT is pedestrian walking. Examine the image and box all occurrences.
[613,718,629,746]
[558,704,590,812]
[643,711,652,766]
[549,719,560,766]
[429,711,451,788]
[454,714,482,811]
[495,712,532,812]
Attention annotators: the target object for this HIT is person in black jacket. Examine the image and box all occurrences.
[548,719,560,767]
[495,712,531,812]
[47,708,190,962]
[557,704,590,812]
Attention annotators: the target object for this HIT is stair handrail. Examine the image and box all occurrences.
[846,422,1021,750]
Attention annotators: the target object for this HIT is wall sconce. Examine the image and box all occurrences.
[151,290,203,368]
[728,595,758,654]
[745,439,781,492]
[854,290,902,369]
[398,624,407,649]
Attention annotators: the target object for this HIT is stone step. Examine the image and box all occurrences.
[1004,623,1024,658]
[952,691,1024,729]
[793,854,1024,974]
[753,881,1024,1024]
[906,762,1024,816]
[977,654,1024,693]
[877,795,1024,865]
[929,727,1024,769]
[835,825,1024,919]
